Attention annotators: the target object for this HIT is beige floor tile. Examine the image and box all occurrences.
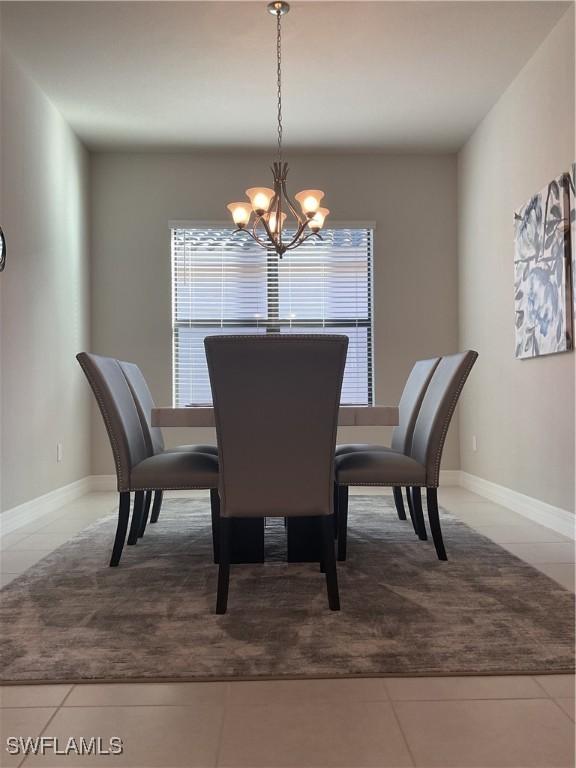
[0,708,56,768]
[447,502,527,526]
[7,533,74,552]
[0,551,52,575]
[534,563,575,592]
[65,681,227,707]
[437,488,492,504]
[0,686,72,708]
[556,698,576,721]
[394,698,575,767]
[227,677,389,707]
[385,675,545,701]
[0,534,28,552]
[217,700,413,767]
[534,675,575,698]
[472,523,570,544]
[0,521,48,539]
[32,518,95,535]
[21,704,223,767]
[500,541,576,564]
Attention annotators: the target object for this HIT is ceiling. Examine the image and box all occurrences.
[1,1,570,152]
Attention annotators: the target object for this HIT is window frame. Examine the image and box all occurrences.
[170,220,375,407]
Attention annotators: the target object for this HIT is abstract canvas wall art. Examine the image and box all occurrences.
[514,173,573,359]
[570,163,576,318]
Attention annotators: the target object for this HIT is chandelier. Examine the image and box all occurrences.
[226,1,329,257]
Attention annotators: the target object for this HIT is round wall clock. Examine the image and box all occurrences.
[0,225,5,272]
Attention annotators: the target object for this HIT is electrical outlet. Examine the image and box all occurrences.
[472,435,477,452]
[56,443,63,463]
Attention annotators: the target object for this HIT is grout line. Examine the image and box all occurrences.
[388,697,418,767]
[213,683,231,767]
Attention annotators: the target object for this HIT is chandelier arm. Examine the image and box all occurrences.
[281,180,305,227]
[284,231,322,251]
[254,212,277,247]
[233,227,262,246]
[283,217,312,250]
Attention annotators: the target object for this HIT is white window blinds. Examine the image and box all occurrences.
[171,225,374,406]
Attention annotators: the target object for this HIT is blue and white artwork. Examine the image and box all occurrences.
[514,173,573,359]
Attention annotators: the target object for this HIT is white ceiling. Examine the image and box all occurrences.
[2,1,570,151]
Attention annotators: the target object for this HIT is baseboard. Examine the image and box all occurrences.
[459,471,575,540]
[2,470,573,540]
[0,477,94,536]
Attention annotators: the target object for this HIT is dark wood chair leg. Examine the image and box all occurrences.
[110,492,131,567]
[127,491,145,545]
[138,490,152,537]
[322,516,340,611]
[336,485,349,561]
[393,486,407,521]
[216,517,231,614]
[333,482,339,538]
[411,487,428,541]
[210,489,220,564]
[150,490,163,524]
[405,487,419,536]
[426,487,447,560]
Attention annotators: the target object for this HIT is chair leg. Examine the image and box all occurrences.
[426,487,447,560]
[127,491,145,545]
[336,485,349,561]
[139,490,153,537]
[333,482,339,538]
[392,486,407,521]
[322,516,340,611]
[216,517,231,614]
[150,490,163,524]
[411,487,428,541]
[405,487,419,536]
[110,492,131,567]
[210,489,220,564]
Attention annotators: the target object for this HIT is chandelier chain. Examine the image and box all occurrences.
[276,9,283,162]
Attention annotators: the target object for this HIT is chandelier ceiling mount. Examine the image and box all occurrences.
[227,2,329,257]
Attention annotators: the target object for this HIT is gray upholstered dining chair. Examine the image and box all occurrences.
[334,351,478,561]
[77,353,219,567]
[118,360,218,534]
[205,334,348,614]
[335,356,440,538]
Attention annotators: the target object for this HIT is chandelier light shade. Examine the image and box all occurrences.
[226,1,328,257]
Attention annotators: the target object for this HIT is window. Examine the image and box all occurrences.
[171,224,374,406]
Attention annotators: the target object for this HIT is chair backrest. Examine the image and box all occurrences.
[391,357,441,454]
[205,334,348,519]
[118,360,165,455]
[76,352,149,490]
[410,350,478,486]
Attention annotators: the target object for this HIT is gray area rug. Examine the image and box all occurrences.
[0,497,574,683]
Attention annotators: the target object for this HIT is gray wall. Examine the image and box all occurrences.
[0,52,91,511]
[457,8,575,512]
[90,152,459,475]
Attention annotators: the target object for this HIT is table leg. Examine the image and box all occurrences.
[286,517,323,562]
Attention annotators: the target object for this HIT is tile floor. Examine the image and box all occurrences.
[0,487,574,767]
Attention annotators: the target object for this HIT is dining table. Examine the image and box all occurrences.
[151,405,399,564]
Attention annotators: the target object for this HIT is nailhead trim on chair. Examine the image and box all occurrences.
[427,352,478,487]
[337,481,429,488]
[128,485,217,492]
